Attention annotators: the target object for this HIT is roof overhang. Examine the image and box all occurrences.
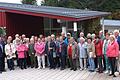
[0,2,110,21]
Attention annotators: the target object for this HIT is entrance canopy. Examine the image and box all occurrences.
[0,2,110,21]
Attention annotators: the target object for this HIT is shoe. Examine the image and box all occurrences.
[43,66,45,69]
[60,68,64,70]
[104,70,109,74]
[73,68,77,71]
[113,75,116,77]
[37,67,41,69]
[80,68,83,71]
[109,74,113,76]
[0,71,2,74]
[70,68,73,70]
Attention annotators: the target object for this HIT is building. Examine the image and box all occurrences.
[100,19,120,33]
[0,2,110,37]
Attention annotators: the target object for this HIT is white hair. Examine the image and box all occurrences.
[114,30,119,33]
[110,35,115,40]
[80,37,85,42]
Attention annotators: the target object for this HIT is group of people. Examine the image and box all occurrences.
[0,30,120,77]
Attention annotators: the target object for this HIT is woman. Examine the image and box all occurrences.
[55,37,60,68]
[34,37,46,69]
[102,33,110,74]
[107,35,119,77]
[5,39,16,70]
[87,38,95,72]
[16,39,28,70]
[67,37,78,71]
[95,36,103,73]
[28,38,36,68]
[78,37,87,70]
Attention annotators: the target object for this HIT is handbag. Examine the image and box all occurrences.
[53,52,56,58]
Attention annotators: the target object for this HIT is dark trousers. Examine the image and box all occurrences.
[25,52,31,67]
[108,57,117,75]
[56,56,60,68]
[30,55,36,68]
[60,53,66,69]
[97,56,103,72]
[7,59,14,70]
[94,57,98,68]
[19,58,26,69]
[0,57,5,71]
[48,52,54,68]
[69,58,77,70]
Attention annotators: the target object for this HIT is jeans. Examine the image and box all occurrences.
[7,58,14,70]
[60,53,66,69]
[88,58,95,71]
[48,52,54,68]
[37,55,45,68]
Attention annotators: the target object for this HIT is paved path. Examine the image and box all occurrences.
[0,67,120,80]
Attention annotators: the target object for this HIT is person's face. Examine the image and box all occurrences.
[7,40,11,44]
[61,33,65,38]
[80,39,84,43]
[59,37,63,42]
[56,37,60,41]
[30,40,34,44]
[42,38,45,42]
[67,35,71,39]
[38,38,41,42]
[51,37,55,41]
[87,39,91,43]
[105,35,109,40]
[110,37,114,42]
[47,37,51,42]
[114,32,119,37]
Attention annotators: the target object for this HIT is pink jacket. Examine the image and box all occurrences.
[34,42,45,55]
[16,44,28,58]
[107,41,119,57]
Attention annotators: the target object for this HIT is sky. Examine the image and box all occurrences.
[0,0,42,5]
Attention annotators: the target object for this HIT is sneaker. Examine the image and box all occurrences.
[43,66,45,69]
[80,68,83,71]
[37,67,41,69]
[109,71,112,75]
[104,70,109,74]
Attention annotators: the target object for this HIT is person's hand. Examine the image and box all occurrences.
[116,57,118,59]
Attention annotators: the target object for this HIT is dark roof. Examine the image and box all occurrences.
[0,2,110,21]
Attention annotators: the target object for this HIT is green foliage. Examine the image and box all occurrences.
[21,0,37,5]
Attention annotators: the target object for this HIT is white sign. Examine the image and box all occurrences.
[74,22,77,31]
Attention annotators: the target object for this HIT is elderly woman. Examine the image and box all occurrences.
[87,38,95,72]
[78,37,87,70]
[16,39,28,70]
[107,35,119,77]
[95,36,103,73]
[28,38,36,68]
[67,37,78,71]
[102,33,110,74]
[34,37,46,69]
[5,39,16,70]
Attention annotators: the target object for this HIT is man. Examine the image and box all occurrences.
[0,36,6,74]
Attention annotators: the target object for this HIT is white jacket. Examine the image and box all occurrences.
[5,43,16,59]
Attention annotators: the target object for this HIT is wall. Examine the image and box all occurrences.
[6,12,44,37]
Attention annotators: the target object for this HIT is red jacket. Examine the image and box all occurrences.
[107,41,119,57]
[95,40,103,56]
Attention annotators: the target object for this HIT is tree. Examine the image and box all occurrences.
[21,0,37,5]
